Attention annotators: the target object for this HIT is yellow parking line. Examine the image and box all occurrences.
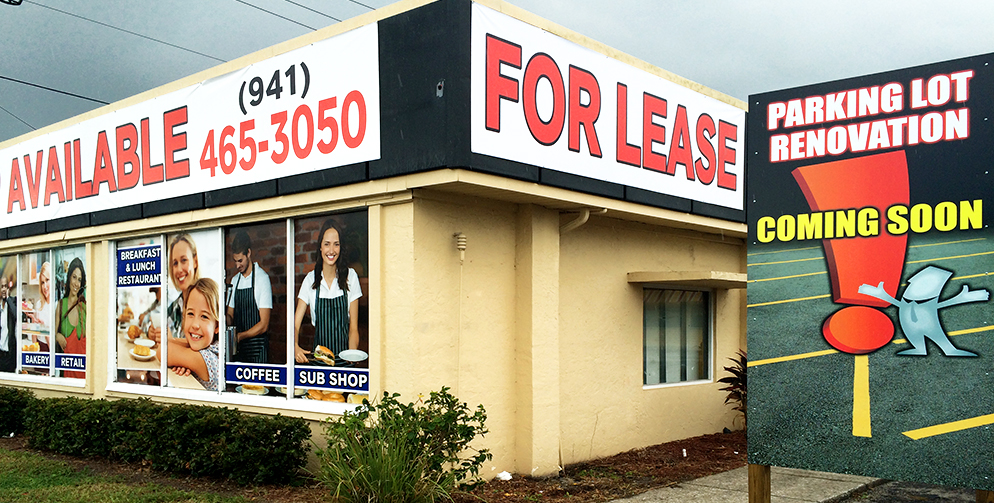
[907,250,994,264]
[747,257,823,267]
[903,413,994,440]
[748,349,838,367]
[952,271,994,281]
[751,326,994,367]
[748,271,827,283]
[747,294,830,308]
[852,355,871,437]
[747,246,821,257]
[909,237,986,248]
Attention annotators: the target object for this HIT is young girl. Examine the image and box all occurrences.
[293,219,362,365]
[166,278,220,391]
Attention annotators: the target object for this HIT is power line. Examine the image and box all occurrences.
[343,0,375,10]
[0,104,35,131]
[282,0,340,21]
[234,0,316,30]
[0,75,109,104]
[27,0,225,63]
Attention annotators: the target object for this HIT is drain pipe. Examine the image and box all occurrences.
[560,208,606,234]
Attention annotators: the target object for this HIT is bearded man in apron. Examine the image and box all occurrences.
[225,232,272,363]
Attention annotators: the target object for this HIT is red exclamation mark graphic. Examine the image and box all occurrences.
[792,150,909,354]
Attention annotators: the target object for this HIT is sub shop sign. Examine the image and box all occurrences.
[470,4,746,211]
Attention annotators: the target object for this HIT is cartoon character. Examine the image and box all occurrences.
[858,265,987,356]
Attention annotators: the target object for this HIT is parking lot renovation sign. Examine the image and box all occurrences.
[747,53,994,489]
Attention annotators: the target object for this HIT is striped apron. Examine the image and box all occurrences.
[314,291,349,366]
[232,267,268,363]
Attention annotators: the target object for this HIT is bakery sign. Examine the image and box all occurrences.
[470,3,746,210]
[0,23,380,229]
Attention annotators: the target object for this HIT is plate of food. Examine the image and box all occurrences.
[338,349,368,362]
[305,389,346,402]
[347,393,369,404]
[276,386,307,396]
[237,384,269,395]
[129,347,156,361]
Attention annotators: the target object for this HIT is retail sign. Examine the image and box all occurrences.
[0,23,380,229]
[470,3,745,210]
[747,53,994,490]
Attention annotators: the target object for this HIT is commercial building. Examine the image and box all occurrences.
[0,0,747,476]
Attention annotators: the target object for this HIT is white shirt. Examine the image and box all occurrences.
[226,262,273,310]
[296,268,362,326]
[0,300,7,350]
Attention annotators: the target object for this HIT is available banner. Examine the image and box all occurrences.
[747,53,994,489]
[471,3,745,210]
[0,23,380,229]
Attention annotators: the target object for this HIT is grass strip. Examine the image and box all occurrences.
[0,448,248,503]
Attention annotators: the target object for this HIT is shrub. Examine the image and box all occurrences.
[317,387,492,503]
[21,393,310,485]
[717,349,747,426]
[0,386,35,436]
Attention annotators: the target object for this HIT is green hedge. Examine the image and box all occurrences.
[0,389,310,485]
[0,387,35,436]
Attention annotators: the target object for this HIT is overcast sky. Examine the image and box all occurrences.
[1,0,993,144]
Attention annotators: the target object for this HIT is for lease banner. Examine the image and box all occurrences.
[747,53,994,489]
[471,4,746,210]
[0,23,380,229]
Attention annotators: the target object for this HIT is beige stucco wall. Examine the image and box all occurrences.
[374,191,746,476]
[557,216,745,465]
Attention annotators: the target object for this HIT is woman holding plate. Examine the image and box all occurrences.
[293,219,362,365]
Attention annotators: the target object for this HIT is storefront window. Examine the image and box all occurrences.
[643,289,710,385]
[112,209,369,404]
[115,237,163,386]
[18,252,51,376]
[288,212,369,402]
[0,256,17,374]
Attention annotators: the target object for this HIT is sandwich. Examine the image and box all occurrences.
[306,389,347,402]
[313,345,336,365]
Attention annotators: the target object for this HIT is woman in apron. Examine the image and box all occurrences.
[293,219,362,365]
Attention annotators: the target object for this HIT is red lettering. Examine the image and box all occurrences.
[73,139,93,199]
[666,105,694,180]
[485,34,521,133]
[44,146,65,206]
[642,92,667,173]
[92,131,118,194]
[567,65,601,157]
[522,53,565,146]
[694,113,717,185]
[163,106,189,180]
[141,118,164,185]
[615,83,641,167]
[7,158,25,213]
[717,120,738,190]
[63,142,73,200]
[116,123,140,190]
[22,151,44,209]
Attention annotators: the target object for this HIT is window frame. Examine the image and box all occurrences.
[641,286,715,389]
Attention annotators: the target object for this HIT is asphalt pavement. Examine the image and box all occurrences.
[746,231,994,489]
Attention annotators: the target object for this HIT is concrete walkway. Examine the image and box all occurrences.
[611,466,880,503]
